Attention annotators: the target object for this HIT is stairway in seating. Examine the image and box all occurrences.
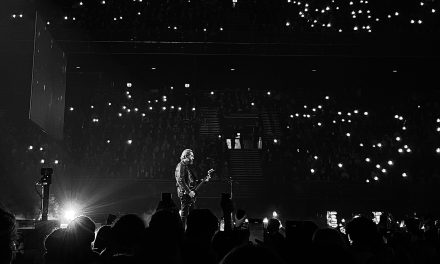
[199,107,220,136]
[260,110,282,142]
[229,149,265,198]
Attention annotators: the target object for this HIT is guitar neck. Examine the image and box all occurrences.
[193,175,209,192]
[194,180,206,192]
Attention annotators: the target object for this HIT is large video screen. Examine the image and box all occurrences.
[29,13,66,140]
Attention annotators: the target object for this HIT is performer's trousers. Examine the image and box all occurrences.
[179,194,195,228]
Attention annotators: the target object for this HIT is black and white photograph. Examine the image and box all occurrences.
[1,1,440,263]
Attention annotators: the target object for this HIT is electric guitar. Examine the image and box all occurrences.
[189,169,214,202]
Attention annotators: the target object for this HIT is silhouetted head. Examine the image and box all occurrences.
[267,218,281,234]
[313,228,346,249]
[220,244,284,264]
[44,228,67,263]
[112,214,145,251]
[149,209,183,239]
[0,207,16,264]
[93,225,111,252]
[186,209,218,238]
[67,215,96,249]
[346,216,379,247]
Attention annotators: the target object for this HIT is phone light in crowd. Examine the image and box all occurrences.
[40,159,45,164]
[402,126,407,130]
[381,168,387,173]
[437,127,440,132]
[436,148,440,154]
[396,137,401,141]
[106,140,111,143]
[162,106,167,111]
[346,133,351,137]
[366,179,370,183]
[142,113,146,117]
[69,107,74,111]
[338,163,343,168]
[406,148,412,153]
[263,218,269,225]
[326,211,338,228]
[337,111,342,115]
[162,96,167,102]
[127,95,132,99]
[273,139,278,144]
[178,107,182,111]
[90,105,94,109]
[365,158,371,162]
[126,82,132,88]
[28,145,33,150]
[364,112,369,116]
[54,160,59,164]
[211,91,215,95]
[311,168,315,174]
[318,122,322,126]
[402,172,408,178]
[437,118,440,123]
[376,164,381,169]
[108,102,112,106]
[272,211,278,218]
[118,113,122,117]
[354,110,358,114]
[387,160,393,166]
[251,102,255,106]
[374,176,379,181]
[325,96,330,100]
[314,156,318,160]
[185,83,190,88]
[377,143,382,148]
[372,212,382,224]
[398,148,403,153]
[40,147,44,151]
[127,139,132,145]
[318,105,322,109]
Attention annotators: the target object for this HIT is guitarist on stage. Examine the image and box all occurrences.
[175,149,197,227]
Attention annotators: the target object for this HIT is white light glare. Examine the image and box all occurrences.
[273,211,278,218]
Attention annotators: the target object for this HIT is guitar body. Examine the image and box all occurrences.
[187,169,214,203]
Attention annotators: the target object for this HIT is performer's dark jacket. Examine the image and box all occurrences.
[175,161,196,197]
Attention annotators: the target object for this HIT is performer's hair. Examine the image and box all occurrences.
[180,149,193,161]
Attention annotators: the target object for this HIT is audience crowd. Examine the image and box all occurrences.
[2,196,440,264]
